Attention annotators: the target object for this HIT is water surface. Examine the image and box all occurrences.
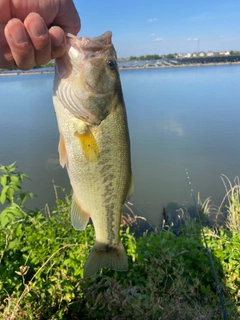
[1,65,240,224]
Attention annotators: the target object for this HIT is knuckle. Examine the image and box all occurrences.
[36,54,51,66]
[14,53,35,70]
[30,33,51,51]
[0,52,15,69]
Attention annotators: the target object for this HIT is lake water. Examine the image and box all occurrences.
[1,65,240,225]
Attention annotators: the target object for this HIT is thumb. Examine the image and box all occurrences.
[54,1,81,35]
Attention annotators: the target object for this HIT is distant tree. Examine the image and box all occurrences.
[129,56,138,61]
[128,53,176,61]
[166,54,175,59]
[147,54,162,60]
[230,51,240,56]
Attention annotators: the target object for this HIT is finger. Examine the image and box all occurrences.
[4,18,35,70]
[49,26,66,59]
[24,13,51,65]
[56,0,81,35]
[0,24,15,69]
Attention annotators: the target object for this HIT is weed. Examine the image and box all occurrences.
[220,174,240,232]
[0,164,239,319]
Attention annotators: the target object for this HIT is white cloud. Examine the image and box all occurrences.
[164,118,184,137]
[152,38,164,42]
[150,33,155,37]
[148,18,158,22]
[186,38,192,41]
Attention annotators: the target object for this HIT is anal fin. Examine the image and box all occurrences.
[71,196,89,230]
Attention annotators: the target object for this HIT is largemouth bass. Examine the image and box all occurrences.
[52,31,134,278]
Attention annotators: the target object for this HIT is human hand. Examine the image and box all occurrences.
[0,0,80,70]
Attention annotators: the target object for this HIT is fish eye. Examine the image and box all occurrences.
[107,59,116,70]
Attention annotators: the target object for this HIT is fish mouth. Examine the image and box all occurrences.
[66,31,112,60]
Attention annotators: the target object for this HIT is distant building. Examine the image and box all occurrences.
[192,52,197,57]
[198,52,205,57]
[176,53,192,58]
[177,53,185,58]
[225,51,230,56]
[206,51,214,56]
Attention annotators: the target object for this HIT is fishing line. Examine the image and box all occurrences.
[185,169,229,320]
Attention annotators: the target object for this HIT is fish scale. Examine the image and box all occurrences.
[53,31,134,278]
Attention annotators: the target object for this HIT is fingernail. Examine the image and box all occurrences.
[55,36,65,47]
[55,33,65,47]
[10,27,28,45]
[30,20,47,38]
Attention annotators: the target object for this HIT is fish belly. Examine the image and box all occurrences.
[53,96,133,277]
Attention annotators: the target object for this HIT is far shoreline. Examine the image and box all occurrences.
[1,61,240,77]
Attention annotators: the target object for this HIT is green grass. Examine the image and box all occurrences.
[0,163,239,319]
[0,62,54,72]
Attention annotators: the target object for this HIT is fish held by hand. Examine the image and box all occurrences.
[52,31,134,278]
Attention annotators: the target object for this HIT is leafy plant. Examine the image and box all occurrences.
[0,164,239,319]
[0,163,34,229]
[219,174,240,232]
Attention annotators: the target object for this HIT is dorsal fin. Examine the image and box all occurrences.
[125,175,134,203]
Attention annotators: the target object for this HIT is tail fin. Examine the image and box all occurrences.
[84,240,128,278]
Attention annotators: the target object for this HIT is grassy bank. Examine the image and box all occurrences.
[1,61,240,77]
[0,163,239,319]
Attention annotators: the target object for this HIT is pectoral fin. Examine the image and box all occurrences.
[75,127,100,163]
[58,133,67,168]
[71,196,89,230]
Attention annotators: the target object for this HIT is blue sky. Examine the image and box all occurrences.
[73,0,240,58]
